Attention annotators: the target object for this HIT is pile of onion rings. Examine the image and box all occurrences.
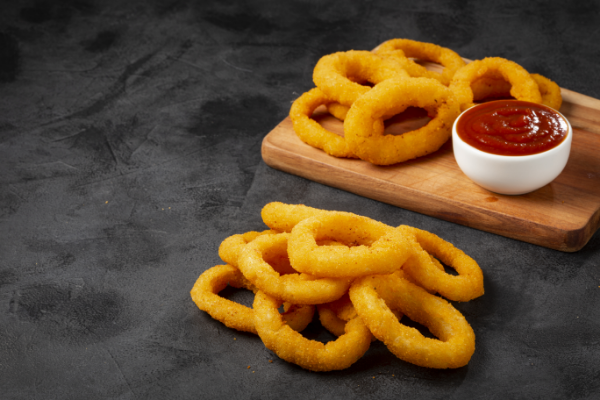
[191,202,484,371]
[290,38,563,165]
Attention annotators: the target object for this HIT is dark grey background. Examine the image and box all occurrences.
[1,0,599,399]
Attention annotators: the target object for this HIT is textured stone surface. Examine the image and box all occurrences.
[1,0,599,399]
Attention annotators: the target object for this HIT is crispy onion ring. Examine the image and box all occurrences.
[238,232,350,304]
[288,212,414,278]
[531,73,562,110]
[398,225,484,302]
[219,230,298,275]
[190,264,314,334]
[323,48,437,120]
[349,271,476,369]
[450,57,542,111]
[470,72,562,111]
[218,229,278,267]
[312,50,409,108]
[344,76,460,165]
[253,290,372,371]
[261,202,332,233]
[289,87,357,158]
[374,38,466,85]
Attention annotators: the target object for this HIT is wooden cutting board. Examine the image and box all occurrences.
[262,80,600,252]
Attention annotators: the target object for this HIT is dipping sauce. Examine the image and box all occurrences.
[456,100,568,156]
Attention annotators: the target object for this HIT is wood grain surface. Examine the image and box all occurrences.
[262,88,600,252]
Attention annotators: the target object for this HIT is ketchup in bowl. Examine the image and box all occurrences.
[452,100,572,195]
[456,100,569,156]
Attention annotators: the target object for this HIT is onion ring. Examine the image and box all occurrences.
[219,230,298,275]
[531,73,562,110]
[349,271,476,369]
[344,76,460,165]
[374,39,466,85]
[449,57,542,111]
[323,48,435,120]
[261,202,332,233]
[312,50,409,108]
[190,264,314,334]
[253,290,372,371]
[397,225,484,302]
[289,87,357,158]
[287,212,414,278]
[288,212,412,278]
[218,229,278,267]
[238,232,350,304]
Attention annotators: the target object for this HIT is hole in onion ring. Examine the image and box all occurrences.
[263,251,297,275]
[311,106,435,139]
[429,256,459,276]
[471,76,515,104]
[398,315,438,340]
[310,105,345,136]
[383,107,432,136]
[219,285,255,307]
[298,318,339,344]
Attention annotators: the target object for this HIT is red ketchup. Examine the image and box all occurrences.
[456,100,568,156]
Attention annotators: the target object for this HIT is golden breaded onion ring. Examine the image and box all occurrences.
[450,57,542,111]
[323,48,438,120]
[238,232,350,304]
[531,73,562,110]
[374,38,466,85]
[218,230,279,267]
[253,290,372,371]
[287,212,414,278]
[190,264,314,334]
[312,50,409,108]
[398,225,484,302]
[349,271,476,369]
[261,202,332,233]
[219,230,298,275]
[289,87,357,158]
[344,76,460,165]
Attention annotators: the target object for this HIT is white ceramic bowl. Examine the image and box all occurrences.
[452,102,572,195]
